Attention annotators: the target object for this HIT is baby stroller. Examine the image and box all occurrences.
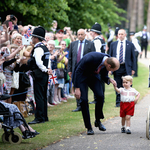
[0,94,34,144]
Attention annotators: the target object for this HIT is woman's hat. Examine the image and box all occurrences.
[31,26,46,41]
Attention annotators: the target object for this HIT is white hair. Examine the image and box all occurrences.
[47,40,55,46]
[45,33,51,38]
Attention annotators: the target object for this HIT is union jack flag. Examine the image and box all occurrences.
[48,69,58,85]
[24,28,32,39]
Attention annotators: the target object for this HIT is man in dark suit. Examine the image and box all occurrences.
[109,29,136,107]
[73,52,120,135]
[68,29,95,112]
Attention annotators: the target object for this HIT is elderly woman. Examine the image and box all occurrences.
[47,40,59,105]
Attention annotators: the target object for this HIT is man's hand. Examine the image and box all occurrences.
[47,68,53,75]
[68,72,72,77]
[109,78,117,87]
[131,70,135,75]
[75,88,81,99]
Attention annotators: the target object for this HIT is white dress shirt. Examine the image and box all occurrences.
[116,39,126,64]
[135,31,150,40]
[93,35,102,52]
[107,29,115,42]
[131,36,141,53]
[77,39,85,59]
[33,42,51,73]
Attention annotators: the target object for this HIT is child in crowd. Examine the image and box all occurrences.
[113,75,140,134]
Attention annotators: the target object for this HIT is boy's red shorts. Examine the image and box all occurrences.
[120,101,135,117]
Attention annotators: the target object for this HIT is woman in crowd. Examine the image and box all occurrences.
[57,40,68,102]
[47,40,59,105]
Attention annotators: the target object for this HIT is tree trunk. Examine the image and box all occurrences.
[125,0,133,29]
[146,0,150,34]
[130,0,138,32]
[137,0,144,31]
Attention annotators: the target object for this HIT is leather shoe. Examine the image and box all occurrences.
[72,106,81,112]
[28,119,45,124]
[87,129,94,135]
[31,130,40,136]
[89,100,96,104]
[95,120,106,131]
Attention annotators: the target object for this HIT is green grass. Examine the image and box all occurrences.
[0,62,149,150]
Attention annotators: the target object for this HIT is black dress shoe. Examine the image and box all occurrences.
[31,130,40,136]
[95,120,106,131]
[87,129,94,135]
[28,119,45,124]
[72,106,81,112]
[89,100,96,104]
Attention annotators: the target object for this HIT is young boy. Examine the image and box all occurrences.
[113,75,140,134]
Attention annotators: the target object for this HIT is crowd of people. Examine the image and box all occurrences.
[0,14,149,137]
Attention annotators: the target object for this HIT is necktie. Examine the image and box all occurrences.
[95,65,104,74]
[77,41,82,63]
[119,42,123,64]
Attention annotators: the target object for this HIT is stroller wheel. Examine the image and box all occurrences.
[2,133,10,143]
[9,132,22,144]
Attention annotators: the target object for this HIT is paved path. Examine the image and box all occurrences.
[42,94,150,150]
[42,52,150,150]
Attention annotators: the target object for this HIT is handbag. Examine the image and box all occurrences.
[0,72,6,86]
[21,73,31,88]
[11,71,19,89]
[56,68,64,79]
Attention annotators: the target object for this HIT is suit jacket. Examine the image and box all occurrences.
[72,52,110,88]
[68,39,95,73]
[109,40,136,75]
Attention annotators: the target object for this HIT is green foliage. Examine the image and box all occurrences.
[0,0,126,31]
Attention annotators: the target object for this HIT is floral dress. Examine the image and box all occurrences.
[0,101,23,128]
[4,63,15,94]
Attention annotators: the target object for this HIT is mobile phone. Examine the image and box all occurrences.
[0,26,3,31]
[64,30,66,34]
[9,21,12,30]
[22,36,32,45]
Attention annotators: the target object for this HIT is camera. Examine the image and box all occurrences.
[10,15,16,21]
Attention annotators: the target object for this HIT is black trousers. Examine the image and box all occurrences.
[80,76,104,129]
[141,42,148,58]
[134,51,139,76]
[113,64,127,106]
[33,73,48,122]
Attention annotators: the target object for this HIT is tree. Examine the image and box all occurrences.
[137,0,144,31]
[146,0,150,34]
[59,0,126,32]
[0,0,69,31]
[0,0,126,32]
[130,0,138,32]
